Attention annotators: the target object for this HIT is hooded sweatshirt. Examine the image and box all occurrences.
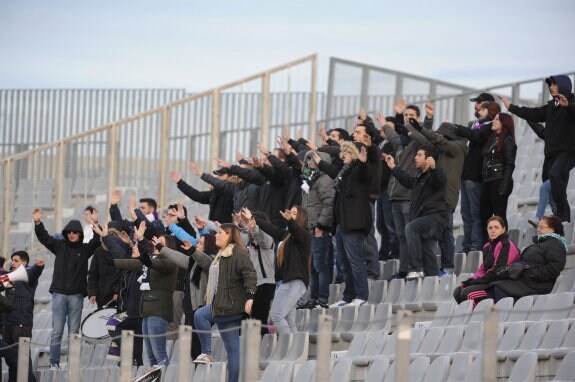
[509,75,575,158]
[34,219,101,296]
[301,151,335,231]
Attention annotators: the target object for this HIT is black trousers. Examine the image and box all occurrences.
[111,317,143,366]
[251,283,276,336]
[480,179,509,242]
[3,325,32,345]
[0,338,36,382]
[542,153,575,222]
[184,309,202,360]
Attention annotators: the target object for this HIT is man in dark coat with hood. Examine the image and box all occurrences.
[500,75,575,222]
[32,208,101,369]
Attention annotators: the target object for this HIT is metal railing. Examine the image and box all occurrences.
[0,54,318,258]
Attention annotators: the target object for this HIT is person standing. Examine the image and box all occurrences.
[32,208,100,369]
[500,75,575,222]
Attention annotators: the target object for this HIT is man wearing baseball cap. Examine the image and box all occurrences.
[500,75,575,222]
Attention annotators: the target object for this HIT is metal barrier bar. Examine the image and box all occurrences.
[240,319,261,382]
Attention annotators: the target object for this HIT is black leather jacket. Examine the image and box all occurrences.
[481,133,517,195]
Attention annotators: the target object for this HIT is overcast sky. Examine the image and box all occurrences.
[1,0,573,92]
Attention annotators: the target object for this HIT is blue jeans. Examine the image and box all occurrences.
[364,201,381,279]
[50,293,83,365]
[439,209,455,269]
[391,201,411,273]
[376,191,399,260]
[336,227,369,302]
[405,215,441,276]
[270,280,307,335]
[309,232,332,304]
[461,180,483,252]
[536,180,557,219]
[194,305,243,382]
[142,316,169,366]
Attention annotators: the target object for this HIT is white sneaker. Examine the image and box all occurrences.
[406,271,424,280]
[328,300,347,308]
[193,353,213,364]
[346,298,366,307]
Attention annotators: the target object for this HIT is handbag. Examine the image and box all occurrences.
[498,262,526,280]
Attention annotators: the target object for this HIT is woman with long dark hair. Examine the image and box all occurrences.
[190,224,257,382]
[479,112,517,240]
[254,205,311,334]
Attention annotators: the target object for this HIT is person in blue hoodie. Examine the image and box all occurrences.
[500,75,575,222]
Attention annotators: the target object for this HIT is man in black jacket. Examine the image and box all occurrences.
[32,208,100,369]
[500,75,575,222]
[385,146,449,279]
[3,251,44,345]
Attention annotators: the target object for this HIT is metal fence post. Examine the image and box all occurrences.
[177,325,193,382]
[120,330,134,382]
[308,54,318,140]
[239,319,261,382]
[17,337,31,382]
[315,313,332,382]
[482,306,498,382]
[158,107,171,207]
[395,310,412,382]
[54,142,65,232]
[1,160,12,259]
[261,73,271,150]
[210,89,221,168]
[67,333,82,381]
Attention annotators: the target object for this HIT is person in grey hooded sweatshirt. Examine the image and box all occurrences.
[500,74,575,222]
[299,150,335,308]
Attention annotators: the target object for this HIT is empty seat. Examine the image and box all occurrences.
[383,278,404,305]
[295,309,310,332]
[330,358,353,382]
[207,362,227,382]
[383,356,430,382]
[282,331,309,364]
[429,301,456,327]
[260,333,292,369]
[350,329,389,367]
[552,321,575,359]
[340,304,374,341]
[493,297,514,322]
[422,274,456,311]
[429,326,464,359]
[293,360,315,382]
[445,352,473,382]
[368,279,387,305]
[366,303,392,332]
[453,252,466,276]
[463,251,483,273]
[393,278,422,312]
[406,276,438,312]
[534,319,570,360]
[421,355,451,382]
[468,298,494,323]
[409,327,445,359]
[328,283,344,305]
[504,295,534,327]
[331,306,357,342]
[259,333,277,366]
[507,322,547,361]
[507,352,537,382]
[548,351,575,382]
[447,300,473,326]
[496,321,526,361]
[382,259,400,280]
[364,357,391,382]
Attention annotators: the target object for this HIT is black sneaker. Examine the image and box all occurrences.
[298,300,318,310]
[528,219,538,228]
[315,301,329,309]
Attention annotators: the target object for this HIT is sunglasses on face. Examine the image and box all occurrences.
[67,231,81,235]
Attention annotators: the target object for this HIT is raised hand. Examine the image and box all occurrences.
[252,156,263,168]
[296,129,302,140]
[90,208,99,224]
[279,209,293,221]
[311,151,322,164]
[498,95,511,109]
[175,203,186,220]
[189,162,202,177]
[427,156,436,170]
[35,258,45,267]
[318,122,328,142]
[258,142,269,156]
[32,208,43,223]
[216,158,232,169]
[394,98,407,115]
[170,171,182,183]
[194,215,207,230]
[241,207,253,221]
[235,149,244,163]
[111,189,122,205]
[383,154,396,169]
[134,220,147,241]
[306,141,318,151]
[92,222,108,237]
[358,106,367,121]
[282,125,290,141]
[181,239,194,251]
[424,103,435,118]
